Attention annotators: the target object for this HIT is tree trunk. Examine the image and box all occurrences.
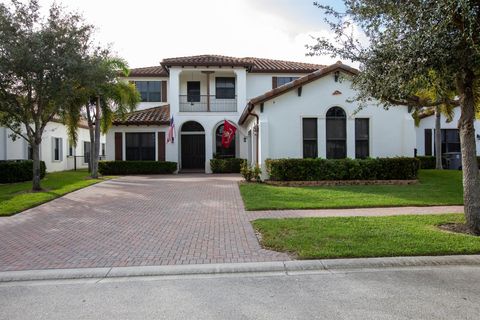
[435,107,443,169]
[458,71,480,235]
[86,103,94,173]
[31,138,42,191]
[91,97,101,179]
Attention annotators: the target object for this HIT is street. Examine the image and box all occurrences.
[1,265,479,320]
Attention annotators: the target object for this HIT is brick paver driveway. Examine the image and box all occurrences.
[0,175,288,271]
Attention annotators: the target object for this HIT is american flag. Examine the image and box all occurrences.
[167,116,175,143]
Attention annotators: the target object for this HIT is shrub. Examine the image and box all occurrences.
[265,157,420,181]
[416,156,436,169]
[0,160,46,183]
[241,162,262,182]
[98,161,177,175]
[210,158,246,173]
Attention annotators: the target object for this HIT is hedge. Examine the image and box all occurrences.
[0,160,46,183]
[98,161,177,175]
[210,158,246,173]
[266,158,420,181]
[416,156,436,169]
[416,156,480,169]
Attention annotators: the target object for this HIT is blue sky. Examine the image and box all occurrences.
[36,0,349,68]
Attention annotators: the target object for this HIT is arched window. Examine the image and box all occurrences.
[326,107,347,159]
[215,124,236,158]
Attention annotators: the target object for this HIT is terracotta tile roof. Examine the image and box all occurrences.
[239,62,359,125]
[128,66,169,77]
[245,57,325,73]
[160,54,324,73]
[161,54,254,68]
[113,105,170,126]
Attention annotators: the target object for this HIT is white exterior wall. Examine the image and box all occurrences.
[247,73,415,174]
[246,73,308,99]
[0,123,105,172]
[415,108,480,156]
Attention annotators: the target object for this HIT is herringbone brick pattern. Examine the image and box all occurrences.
[0,175,288,271]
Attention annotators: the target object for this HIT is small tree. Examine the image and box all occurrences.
[309,0,480,233]
[0,0,93,190]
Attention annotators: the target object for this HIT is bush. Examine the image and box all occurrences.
[210,158,246,173]
[98,161,177,175]
[416,156,436,169]
[0,160,46,183]
[241,162,262,182]
[265,157,420,181]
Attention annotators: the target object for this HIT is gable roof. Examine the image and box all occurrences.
[112,105,170,126]
[238,62,359,125]
[128,66,169,77]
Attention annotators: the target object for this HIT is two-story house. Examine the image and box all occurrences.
[107,54,331,172]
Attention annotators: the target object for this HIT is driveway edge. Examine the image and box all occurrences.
[2,255,480,283]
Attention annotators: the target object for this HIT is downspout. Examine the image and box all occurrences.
[248,111,259,165]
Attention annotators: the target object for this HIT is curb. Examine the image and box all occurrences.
[1,255,480,283]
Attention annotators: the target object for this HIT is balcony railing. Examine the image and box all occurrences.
[179,95,237,112]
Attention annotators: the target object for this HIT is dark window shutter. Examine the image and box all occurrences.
[425,129,432,156]
[161,81,167,102]
[158,132,166,161]
[115,132,123,160]
[272,77,278,89]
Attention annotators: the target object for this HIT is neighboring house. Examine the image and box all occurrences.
[107,55,417,174]
[0,121,106,172]
[415,107,480,157]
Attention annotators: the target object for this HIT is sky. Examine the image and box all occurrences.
[36,0,347,68]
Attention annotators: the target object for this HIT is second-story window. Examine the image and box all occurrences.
[187,81,201,102]
[272,76,299,89]
[135,81,161,102]
[216,77,235,99]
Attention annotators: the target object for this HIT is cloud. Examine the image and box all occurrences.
[35,0,351,67]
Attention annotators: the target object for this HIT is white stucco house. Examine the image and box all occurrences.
[0,121,106,172]
[106,54,421,174]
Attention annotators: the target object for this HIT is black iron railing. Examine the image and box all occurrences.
[179,95,237,112]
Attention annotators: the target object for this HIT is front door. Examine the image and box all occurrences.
[181,134,205,170]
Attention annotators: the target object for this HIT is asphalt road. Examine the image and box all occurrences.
[1,266,479,320]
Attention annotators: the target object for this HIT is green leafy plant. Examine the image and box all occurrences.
[241,163,262,182]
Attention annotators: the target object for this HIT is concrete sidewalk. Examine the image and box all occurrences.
[1,254,479,283]
[249,205,464,220]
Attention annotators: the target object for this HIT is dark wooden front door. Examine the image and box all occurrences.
[181,134,205,170]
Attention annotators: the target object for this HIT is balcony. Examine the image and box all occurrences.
[179,95,237,112]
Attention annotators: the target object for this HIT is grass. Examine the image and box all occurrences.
[240,170,463,210]
[0,170,112,216]
[252,214,480,259]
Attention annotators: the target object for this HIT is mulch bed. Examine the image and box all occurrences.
[438,223,479,236]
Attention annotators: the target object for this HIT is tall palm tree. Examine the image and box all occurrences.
[64,52,140,178]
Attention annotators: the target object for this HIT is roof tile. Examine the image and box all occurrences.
[113,105,170,126]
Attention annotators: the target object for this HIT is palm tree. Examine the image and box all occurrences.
[414,104,455,169]
[64,52,140,178]
[412,72,456,169]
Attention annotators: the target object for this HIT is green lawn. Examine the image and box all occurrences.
[0,170,111,216]
[240,170,463,210]
[252,214,480,259]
